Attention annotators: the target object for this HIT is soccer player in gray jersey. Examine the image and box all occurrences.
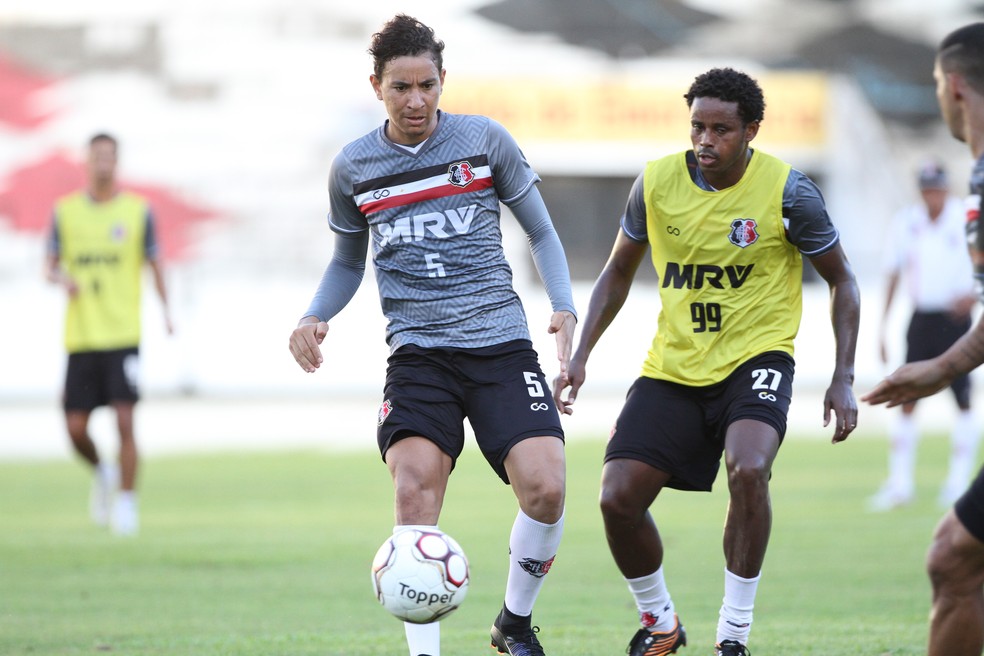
[865,22,984,656]
[288,14,576,656]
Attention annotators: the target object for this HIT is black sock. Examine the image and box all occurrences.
[498,603,532,631]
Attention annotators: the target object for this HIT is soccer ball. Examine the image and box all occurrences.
[371,527,470,623]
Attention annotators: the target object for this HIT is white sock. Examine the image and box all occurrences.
[404,622,439,656]
[946,410,980,490]
[503,510,564,617]
[717,569,760,645]
[887,414,918,495]
[395,525,441,656]
[627,566,676,633]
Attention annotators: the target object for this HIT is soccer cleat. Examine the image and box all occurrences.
[110,493,139,537]
[89,463,118,526]
[715,639,751,655]
[866,483,913,512]
[490,622,545,656]
[626,615,686,656]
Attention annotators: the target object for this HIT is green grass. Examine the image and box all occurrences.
[0,432,966,655]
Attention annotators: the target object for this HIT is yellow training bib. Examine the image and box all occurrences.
[641,151,801,386]
[54,191,150,353]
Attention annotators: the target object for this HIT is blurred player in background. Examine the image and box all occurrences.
[45,133,173,536]
[554,68,859,656]
[869,159,978,512]
[288,15,576,656]
[864,22,984,656]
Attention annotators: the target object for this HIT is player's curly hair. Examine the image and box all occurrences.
[369,14,445,80]
[938,22,984,95]
[684,68,766,125]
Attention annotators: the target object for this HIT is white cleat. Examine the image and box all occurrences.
[866,484,913,512]
[111,493,139,537]
[89,463,118,526]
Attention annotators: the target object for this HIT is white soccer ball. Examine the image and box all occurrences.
[370,527,470,623]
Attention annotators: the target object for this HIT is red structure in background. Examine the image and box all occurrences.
[0,153,218,261]
[0,55,58,129]
[0,54,220,261]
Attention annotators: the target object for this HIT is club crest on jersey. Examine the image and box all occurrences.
[729,218,759,248]
[378,399,393,426]
[447,161,476,188]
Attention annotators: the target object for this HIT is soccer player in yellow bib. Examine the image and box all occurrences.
[46,133,173,536]
[553,68,860,656]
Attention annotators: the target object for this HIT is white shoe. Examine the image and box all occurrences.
[938,482,966,508]
[111,492,139,536]
[866,484,913,512]
[89,463,118,526]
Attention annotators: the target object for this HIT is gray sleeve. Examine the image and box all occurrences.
[46,212,59,256]
[783,169,840,256]
[509,186,577,318]
[326,150,369,235]
[619,172,648,242]
[487,119,541,205]
[144,208,160,260]
[302,230,369,322]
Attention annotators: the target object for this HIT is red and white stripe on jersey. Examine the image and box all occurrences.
[967,194,981,225]
[356,164,493,216]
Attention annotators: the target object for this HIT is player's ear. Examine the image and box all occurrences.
[370,74,383,100]
[438,68,446,95]
[948,72,966,101]
[744,120,760,143]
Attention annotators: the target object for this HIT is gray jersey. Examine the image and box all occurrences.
[326,111,570,350]
[620,150,839,256]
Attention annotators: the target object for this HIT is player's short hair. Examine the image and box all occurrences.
[368,14,445,80]
[89,132,118,150]
[684,68,766,125]
[938,23,984,94]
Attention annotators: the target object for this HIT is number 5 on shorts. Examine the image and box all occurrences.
[523,371,544,398]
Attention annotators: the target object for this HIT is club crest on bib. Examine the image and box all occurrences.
[378,399,393,426]
[448,161,475,188]
[729,218,759,248]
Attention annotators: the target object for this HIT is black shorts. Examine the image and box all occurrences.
[955,465,984,543]
[63,347,140,411]
[907,311,972,407]
[605,351,795,492]
[377,339,564,484]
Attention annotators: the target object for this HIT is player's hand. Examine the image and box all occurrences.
[862,359,952,409]
[553,353,585,416]
[547,311,576,389]
[289,317,329,373]
[62,275,79,298]
[823,378,857,444]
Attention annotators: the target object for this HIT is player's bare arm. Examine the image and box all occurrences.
[45,253,79,297]
[148,258,174,335]
[810,243,860,443]
[865,318,984,408]
[289,316,329,373]
[554,231,647,414]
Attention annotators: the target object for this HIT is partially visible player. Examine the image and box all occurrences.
[46,133,173,536]
[288,15,576,656]
[868,160,977,511]
[864,22,984,656]
[554,68,859,656]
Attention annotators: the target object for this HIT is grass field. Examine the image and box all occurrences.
[0,431,968,655]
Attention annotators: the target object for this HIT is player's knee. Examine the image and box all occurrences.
[599,484,643,526]
[726,458,771,494]
[516,473,565,522]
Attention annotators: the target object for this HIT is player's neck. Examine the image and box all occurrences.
[88,182,116,203]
